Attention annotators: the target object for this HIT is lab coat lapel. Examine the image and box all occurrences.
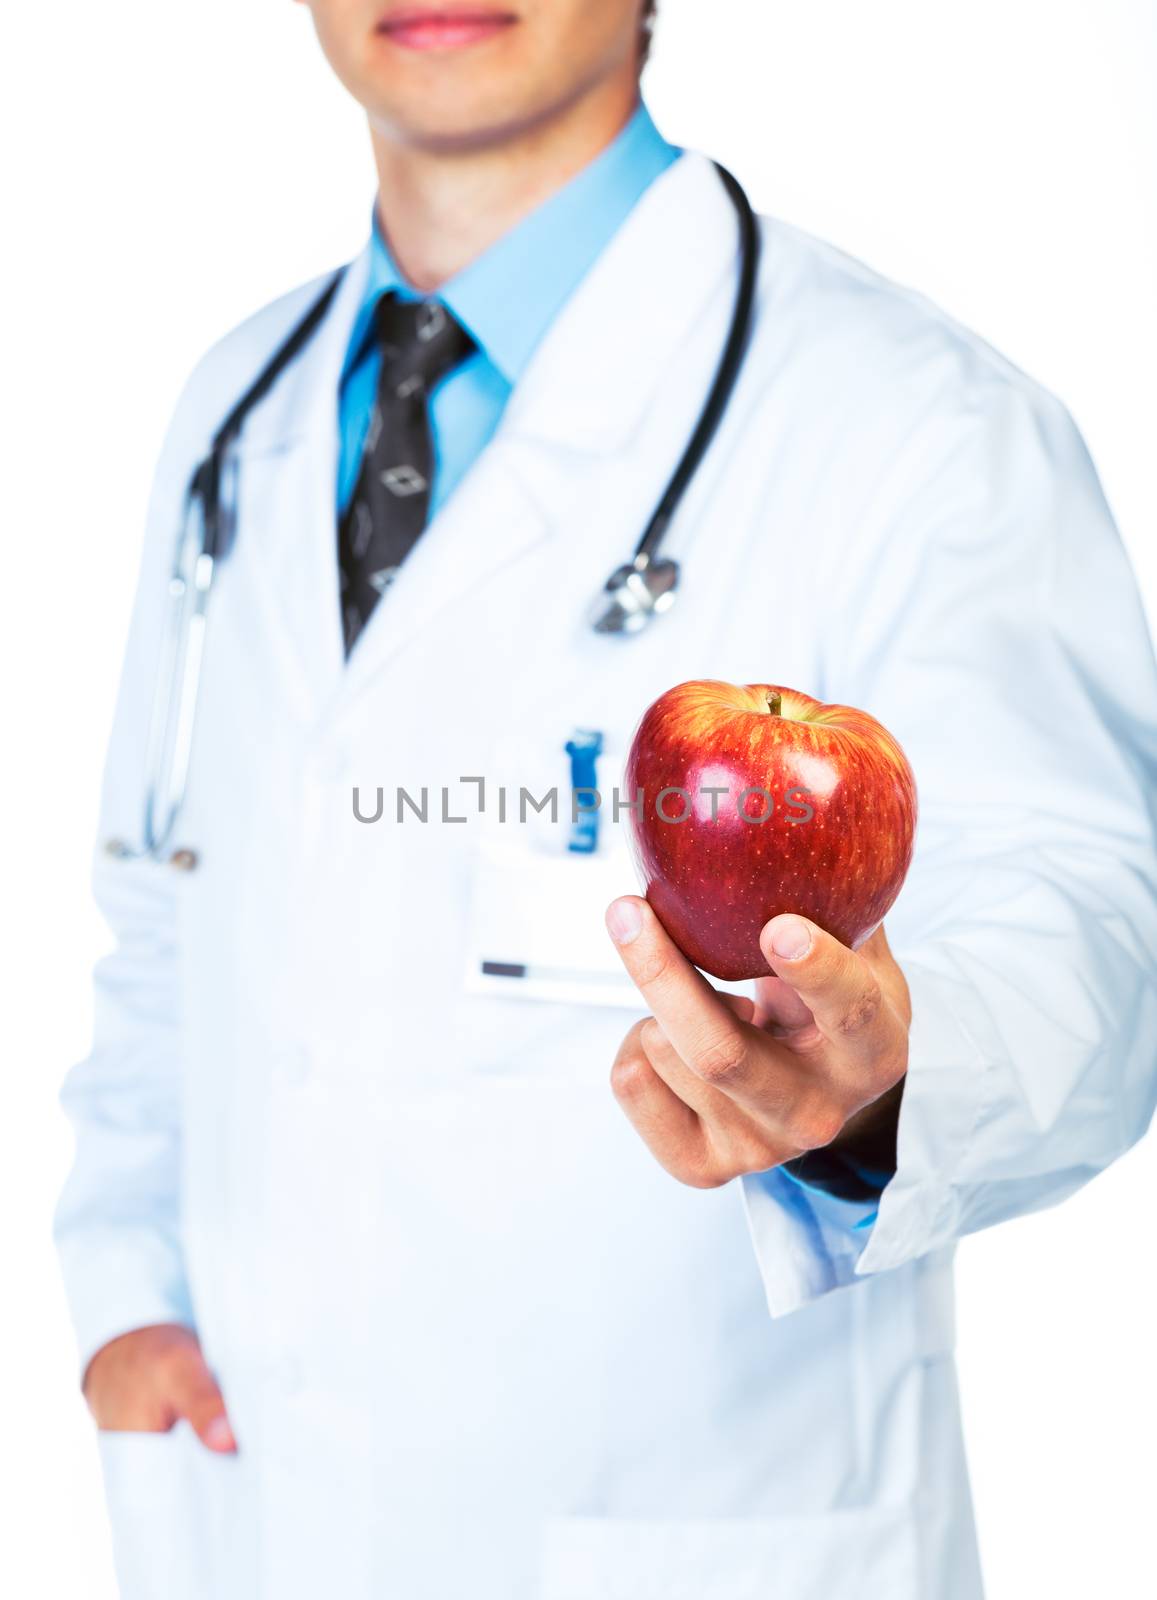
[498,152,741,453]
[230,248,371,725]
[336,436,551,705]
[333,153,738,705]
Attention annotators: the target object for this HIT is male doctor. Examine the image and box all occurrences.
[58,2,1157,1597]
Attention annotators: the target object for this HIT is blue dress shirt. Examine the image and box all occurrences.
[337,103,681,515]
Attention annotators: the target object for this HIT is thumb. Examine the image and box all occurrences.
[168,1348,236,1454]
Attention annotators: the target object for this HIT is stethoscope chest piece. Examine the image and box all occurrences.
[588,554,680,636]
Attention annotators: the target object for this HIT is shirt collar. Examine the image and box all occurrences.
[345,103,681,388]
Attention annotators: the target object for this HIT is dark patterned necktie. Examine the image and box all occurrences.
[338,293,475,655]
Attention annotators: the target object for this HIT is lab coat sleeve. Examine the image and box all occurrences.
[741,373,1157,1318]
[54,401,204,1379]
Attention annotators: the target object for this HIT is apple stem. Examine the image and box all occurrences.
[766,691,782,716]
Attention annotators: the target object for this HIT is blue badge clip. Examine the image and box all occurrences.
[564,729,603,854]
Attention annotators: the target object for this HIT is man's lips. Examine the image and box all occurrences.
[376,8,517,51]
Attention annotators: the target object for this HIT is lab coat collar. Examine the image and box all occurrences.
[232,243,374,456]
[224,152,742,717]
[498,151,742,452]
[441,105,681,387]
[346,103,680,392]
[231,150,736,463]
[232,150,736,457]
[332,152,743,705]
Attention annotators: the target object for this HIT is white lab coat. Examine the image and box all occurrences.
[57,152,1157,1600]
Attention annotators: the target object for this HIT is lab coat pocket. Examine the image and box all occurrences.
[97,1424,240,1600]
[540,1507,919,1600]
[463,727,643,1011]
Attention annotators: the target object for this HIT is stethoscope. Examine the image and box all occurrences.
[108,162,759,870]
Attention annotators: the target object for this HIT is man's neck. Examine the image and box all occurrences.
[370,79,640,292]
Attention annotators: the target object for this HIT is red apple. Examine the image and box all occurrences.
[622,681,917,981]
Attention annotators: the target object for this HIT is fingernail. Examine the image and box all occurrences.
[768,915,811,961]
[204,1416,236,1452]
[606,898,643,945]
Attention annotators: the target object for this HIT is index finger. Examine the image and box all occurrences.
[605,896,754,1086]
[168,1349,237,1454]
[758,914,886,1071]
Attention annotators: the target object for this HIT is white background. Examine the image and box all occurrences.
[2,1,1155,1595]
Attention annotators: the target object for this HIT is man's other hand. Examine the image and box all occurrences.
[83,1324,236,1452]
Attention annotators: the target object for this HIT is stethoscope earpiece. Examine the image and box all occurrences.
[588,554,680,635]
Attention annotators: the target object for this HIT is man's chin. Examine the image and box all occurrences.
[367,94,561,156]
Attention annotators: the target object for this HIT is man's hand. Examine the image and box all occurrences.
[606,897,910,1189]
[83,1324,236,1452]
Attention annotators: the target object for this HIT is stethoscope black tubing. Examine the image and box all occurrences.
[631,162,759,563]
[194,268,346,559]
[186,162,758,569]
